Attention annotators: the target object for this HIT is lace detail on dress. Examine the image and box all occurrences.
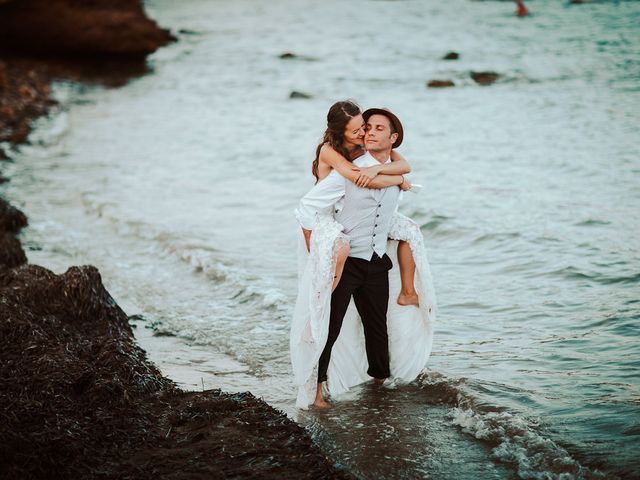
[303,215,348,344]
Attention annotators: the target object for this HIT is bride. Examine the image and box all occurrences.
[291,100,437,409]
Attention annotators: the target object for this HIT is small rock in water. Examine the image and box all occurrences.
[427,79,455,88]
[470,71,500,86]
[442,51,459,60]
[289,90,312,99]
[279,52,297,59]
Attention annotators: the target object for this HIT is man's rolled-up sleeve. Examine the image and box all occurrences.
[295,170,346,230]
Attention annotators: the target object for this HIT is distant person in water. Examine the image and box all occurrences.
[515,0,529,17]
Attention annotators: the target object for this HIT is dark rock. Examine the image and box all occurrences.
[0,231,27,268]
[0,0,175,57]
[279,52,297,59]
[0,263,356,479]
[470,71,500,85]
[0,60,56,145]
[0,198,28,270]
[9,125,30,143]
[442,51,459,60]
[0,61,8,89]
[290,90,313,99]
[427,79,455,88]
[0,197,28,233]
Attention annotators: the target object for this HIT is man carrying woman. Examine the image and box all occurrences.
[291,101,437,409]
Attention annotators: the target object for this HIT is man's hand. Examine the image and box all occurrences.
[356,165,382,188]
[302,228,312,252]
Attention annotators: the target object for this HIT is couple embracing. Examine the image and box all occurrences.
[291,100,437,409]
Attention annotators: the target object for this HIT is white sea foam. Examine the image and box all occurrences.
[450,408,609,480]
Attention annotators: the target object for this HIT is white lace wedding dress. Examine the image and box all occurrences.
[290,211,437,409]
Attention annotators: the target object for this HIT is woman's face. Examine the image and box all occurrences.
[343,114,365,148]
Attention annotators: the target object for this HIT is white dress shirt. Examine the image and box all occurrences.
[295,152,401,260]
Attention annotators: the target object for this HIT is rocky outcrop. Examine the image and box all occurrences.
[0,0,171,144]
[442,51,460,60]
[0,263,353,479]
[0,59,55,144]
[0,197,27,269]
[0,0,175,57]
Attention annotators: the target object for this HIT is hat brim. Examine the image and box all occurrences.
[362,108,403,148]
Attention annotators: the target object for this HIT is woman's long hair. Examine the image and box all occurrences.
[312,100,362,182]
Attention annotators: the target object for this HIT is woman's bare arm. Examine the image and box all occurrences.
[357,150,412,182]
[369,174,407,189]
[319,144,411,189]
[319,144,362,182]
[388,150,412,174]
[319,144,382,188]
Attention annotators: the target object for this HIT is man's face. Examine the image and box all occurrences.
[343,114,366,147]
[364,114,397,152]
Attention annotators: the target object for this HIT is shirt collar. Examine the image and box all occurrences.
[356,151,391,167]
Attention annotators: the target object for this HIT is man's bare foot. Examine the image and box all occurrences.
[313,398,332,409]
[397,292,419,307]
[313,383,331,409]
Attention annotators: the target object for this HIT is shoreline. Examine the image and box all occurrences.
[0,2,350,478]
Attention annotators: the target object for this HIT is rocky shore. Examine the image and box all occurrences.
[0,2,350,478]
[0,257,351,479]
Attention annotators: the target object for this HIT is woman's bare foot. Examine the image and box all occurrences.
[397,292,419,307]
[313,383,332,409]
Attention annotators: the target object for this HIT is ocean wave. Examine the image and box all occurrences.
[416,372,611,480]
[161,241,290,311]
[574,219,611,227]
[539,266,640,285]
[451,408,610,480]
[419,214,450,231]
[79,192,291,315]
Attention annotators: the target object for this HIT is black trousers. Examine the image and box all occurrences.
[317,252,393,384]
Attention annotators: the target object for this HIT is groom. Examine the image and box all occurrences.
[296,108,408,408]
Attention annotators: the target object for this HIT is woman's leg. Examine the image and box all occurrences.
[397,240,419,306]
[332,242,350,292]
